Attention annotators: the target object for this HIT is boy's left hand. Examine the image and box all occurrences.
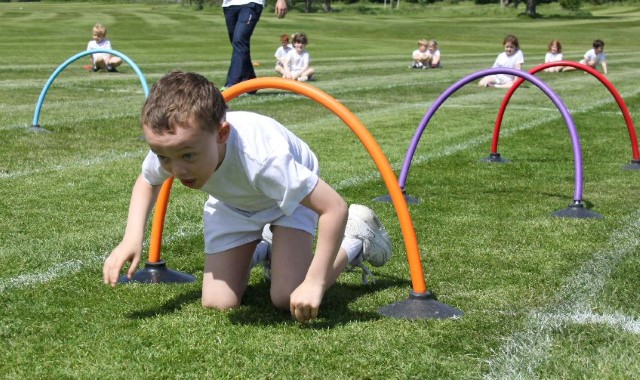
[289,280,324,322]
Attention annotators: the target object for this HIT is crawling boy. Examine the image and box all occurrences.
[103,71,392,322]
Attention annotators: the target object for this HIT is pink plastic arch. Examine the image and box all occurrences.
[491,61,640,161]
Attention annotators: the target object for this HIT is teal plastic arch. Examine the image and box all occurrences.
[30,49,149,132]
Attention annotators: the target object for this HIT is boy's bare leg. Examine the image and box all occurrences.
[94,57,107,69]
[109,57,123,68]
[202,240,258,310]
[269,226,314,309]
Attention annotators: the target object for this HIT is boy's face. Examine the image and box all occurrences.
[92,31,104,42]
[293,41,305,53]
[594,46,604,54]
[144,120,230,189]
[504,42,517,56]
[418,44,427,52]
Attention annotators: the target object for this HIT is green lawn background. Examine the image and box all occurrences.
[1,2,639,378]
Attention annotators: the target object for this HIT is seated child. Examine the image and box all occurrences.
[274,33,292,77]
[410,39,429,69]
[425,39,441,68]
[580,39,608,74]
[102,71,392,323]
[282,32,315,82]
[478,34,524,88]
[86,23,122,73]
[543,39,564,72]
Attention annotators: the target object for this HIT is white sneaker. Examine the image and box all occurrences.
[345,204,392,267]
[250,225,272,279]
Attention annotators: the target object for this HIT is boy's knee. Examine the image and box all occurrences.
[270,289,291,310]
[201,294,241,310]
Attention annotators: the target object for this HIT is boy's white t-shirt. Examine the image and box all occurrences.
[275,44,292,65]
[86,39,113,59]
[286,49,310,74]
[141,111,319,216]
[492,49,524,83]
[412,49,428,60]
[545,51,563,63]
[582,48,606,64]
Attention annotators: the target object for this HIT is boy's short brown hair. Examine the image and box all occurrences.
[141,71,227,135]
[292,32,308,45]
[93,23,107,38]
[503,34,520,50]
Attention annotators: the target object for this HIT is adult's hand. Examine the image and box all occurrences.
[275,0,288,18]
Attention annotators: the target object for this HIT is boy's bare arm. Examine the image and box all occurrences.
[103,174,161,287]
[290,179,348,321]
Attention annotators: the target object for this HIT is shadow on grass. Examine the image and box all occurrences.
[127,274,411,328]
[228,275,411,328]
[127,289,201,319]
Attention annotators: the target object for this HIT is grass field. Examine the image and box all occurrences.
[1,1,640,378]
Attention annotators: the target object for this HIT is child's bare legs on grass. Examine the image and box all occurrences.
[478,76,495,87]
[93,55,123,72]
[201,226,348,311]
[269,226,346,308]
[297,68,315,82]
[202,240,257,309]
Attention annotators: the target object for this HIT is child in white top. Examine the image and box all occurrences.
[543,39,563,72]
[479,34,524,88]
[282,32,315,82]
[411,39,429,69]
[274,33,292,77]
[411,39,441,69]
[580,39,608,74]
[426,40,441,68]
[102,71,392,323]
[86,23,122,73]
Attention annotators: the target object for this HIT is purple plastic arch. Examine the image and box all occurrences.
[399,68,584,203]
[491,61,640,162]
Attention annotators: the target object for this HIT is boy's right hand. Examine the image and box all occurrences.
[103,241,142,287]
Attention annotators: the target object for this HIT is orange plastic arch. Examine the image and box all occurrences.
[148,176,174,263]
[148,77,428,294]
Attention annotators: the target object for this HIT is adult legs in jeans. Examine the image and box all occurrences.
[223,3,263,88]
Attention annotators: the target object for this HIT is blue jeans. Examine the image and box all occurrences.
[223,3,263,88]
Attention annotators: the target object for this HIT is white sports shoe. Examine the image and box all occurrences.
[250,225,272,279]
[345,204,393,267]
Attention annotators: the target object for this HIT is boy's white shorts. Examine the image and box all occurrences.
[203,196,318,254]
[92,53,110,63]
[493,74,513,85]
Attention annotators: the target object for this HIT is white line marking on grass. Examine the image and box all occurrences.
[553,310,640,335]
[0,150,145,179]
[485,209,640,379]
[0,259,87,293]
[0,227,201,294]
